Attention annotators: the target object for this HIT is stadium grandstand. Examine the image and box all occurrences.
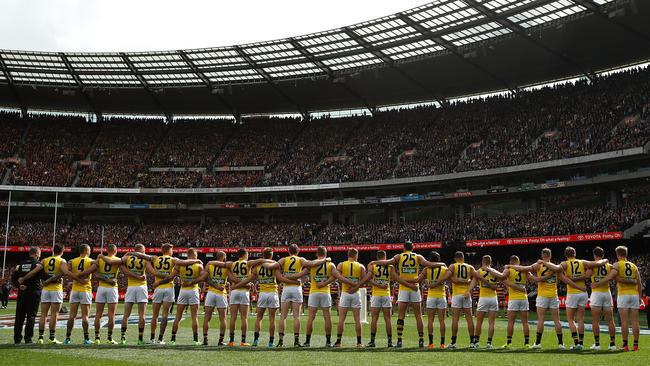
[1,0,650,363]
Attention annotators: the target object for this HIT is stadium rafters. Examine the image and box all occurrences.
[0,0,647,115]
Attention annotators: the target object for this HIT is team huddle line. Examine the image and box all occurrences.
[12,241,644,351]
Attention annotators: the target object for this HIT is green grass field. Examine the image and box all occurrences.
[1,302,647,366]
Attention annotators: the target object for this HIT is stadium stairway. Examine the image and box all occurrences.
[624,219,650,239]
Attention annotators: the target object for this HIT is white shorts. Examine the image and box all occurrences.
[617,294,641,309]
[566,292,588,309]
[258,292,280,309]
[589,292,613,308]
[426,297,447,310]
[536,296,559,309]
[370,296,392,308]
[41,290,64,304]
[177,289,200,305]
[477,297,498,312]
[229,289,250,306]
[153,287,176,304]
[507,299,529,312]
[308,293,332,308]
[339,292,361,308]
[95,287,118,304]
[69,290,93,305]
[125,285,149,304]
[397,290,421,303]
[281,286,303,303]
[205,292,228,308]
[451,295,472,309]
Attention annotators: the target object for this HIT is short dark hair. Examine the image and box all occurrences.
[288,244,299,255]
[316,246,327,257]
[615,245,628,258]
[377,250,386,260]
[429,251,441,262]
[237,248,248,258]
[216,251,226,261]
[482,255,492,265]
[509,255,520,264]
[162,243,174,254]
[564,246,576,258]
[348,248,358,258]
[263,247,273,259]
[454,251,464,260]
[592,246,604,258]
[52,244,64,255]
[404,241,414,251]
[28,246,40,257]
[541,248,552,258]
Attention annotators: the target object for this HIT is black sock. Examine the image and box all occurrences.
[507,336,512,345]
[193,332,198,342]
[556,333,563,345]
[294,333,299,344]
[218,333,224,343]
[535,332,542,345]
[84,332,89,341]
[39,329,44,339]
[440,336,444,345]
[158,333,164,342]
[95,330,100,340]
[633,340,638,347]
[356,336,361,345]
[241,335,246,343]
[204,333,208,344]
[623,339,628,347]
[254,332,260,341]
[474,335,479,344]
[428,333,433,344]
[305,334,311,344]
[121,327,127,339]
[336,334,342,343]
[451,335,457,344]
[609,336,615,347]
[524,336,529,345]
[66,330,71,339]
[278,332,284,341]
[388,334,392,344]
[418,331,423,343]
[487,337,492,345]
[578,333,584,346]
[326,334,331,343]
[396,319,404,340]
[229,332,234,343]
[150,332,155,341]
[138,327,144,342]
[50,330,55,341]
[370,333,376,343]
[269,336,274,344]
[594,335,600,346]
[107,330,113,341]
[171,332,176,342]
[571,331,578,345]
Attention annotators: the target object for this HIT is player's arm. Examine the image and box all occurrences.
[153,267,179,288]
[389,267,418,291]
[183,265,205,287]
[362,264,380,287]
[125,251,154,262]
[301,256,330,268]
[636,274,643,298]
[592,266,618,288]
[503,278,526,292]
[247,258,273,267]
[541,261,563,272]
[77,261,98,278]
[369,254,399,267]
[429,268,452,288]
[347,265,367,293]
[97,254,125,266]
[284,267,309,280]
[173,257,202,266]
[263,258,283,270]
[210,260,232,268]
[60,260,81,282]
[417,254,445,268]
[583,259,608,269]
[275,269,300,285]
[17,263,43,285]
[464,276,476,298]
[486,267,508,281]
[120,263,144,280]
[232,271,256,290]
[559,272,586,292]
[506,262,538,273]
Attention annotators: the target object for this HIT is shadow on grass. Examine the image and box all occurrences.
[0,343,625,355]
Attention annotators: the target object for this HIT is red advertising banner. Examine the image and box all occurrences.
[466,232,623,248]
[1,242,442,254]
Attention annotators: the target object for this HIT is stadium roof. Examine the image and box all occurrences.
[0,0,649,118]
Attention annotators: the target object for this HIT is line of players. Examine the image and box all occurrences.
[16,241,643,351]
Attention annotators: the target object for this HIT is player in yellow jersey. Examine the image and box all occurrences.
[472,255,499,349]
[558,246,591,350]
[332,248,366,348]
[294,246,351,348]
[77,244,120,345]
[610,246,642,351]
[232,248,300,348]
[156,248,203,346]
[64,244,95,345]
[198,251,229,346]
[19,243,78,344]
[264,244,328,347]
[362,250,399,348]
[507,248,565,350]
[584,247,617,350]
[369,241,443,348]
[483,255,531,349]
[147,243,202,344]
[447,251,476,349]
[414,251,450,349]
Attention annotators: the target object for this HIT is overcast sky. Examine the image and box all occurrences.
[0,0,429,52]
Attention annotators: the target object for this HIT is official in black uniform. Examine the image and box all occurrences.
[11,246,42,344]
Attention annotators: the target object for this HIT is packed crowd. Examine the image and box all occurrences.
[2,200,648,247]
[0,66,648,188]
